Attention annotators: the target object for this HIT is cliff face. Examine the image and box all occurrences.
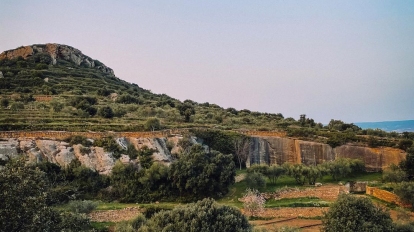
[0,43,114,75]
[247,136,405,171]
[0,134,406,173]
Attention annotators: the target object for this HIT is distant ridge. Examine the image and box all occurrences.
[355,120,414,132]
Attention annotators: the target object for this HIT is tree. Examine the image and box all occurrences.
[303,165,323,185]
[169,144,236,200]
[322,194,394,232]
[144,117,161,131]
[140,198,251,232]
[400,147,414,179]
[283,163,307,185]
[177,103,195,122]
[0,158,90,231]
[245,172,267,189]
[323,158,352,181]
[0,98,9,109]
[50,99,64,112]
[243,188,266,217]
[394,182,414,208]
[382,164,407,183]
[10,102,24,111]
[98,106,114,118]
[233,135,250,170]
[266,164,286,184]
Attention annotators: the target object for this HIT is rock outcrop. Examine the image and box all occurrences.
[247,136,406,171]
[0,135,184,174]
[0,43,114,75]
[0,134,406,173]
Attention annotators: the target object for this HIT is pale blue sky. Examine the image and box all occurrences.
[1,1,413,123]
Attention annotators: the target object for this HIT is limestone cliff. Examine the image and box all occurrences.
[0,134,406,173]
[0,43,114,75]
[247,136,405,171]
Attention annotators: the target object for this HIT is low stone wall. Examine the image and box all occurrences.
[366,186,410,207]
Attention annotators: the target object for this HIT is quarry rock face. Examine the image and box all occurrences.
[0,134,405,173]
[247,136,405,171]
[0,43,114,75]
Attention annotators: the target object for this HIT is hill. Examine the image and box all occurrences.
[0,43,289,132]
[0,43,413,149]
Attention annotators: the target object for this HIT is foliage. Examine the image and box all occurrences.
[245,171,267,189]
[382,164,407,183]
[400,147,414,180]
[137,145,155,169]
[140,198,251,232]
[169,144,236,200]
[283,163,307,185]
[98,106,114,118]
[67,200,98,214]
[65,135,92,146]
[243,188,265,217]
[0,158,91,231]
[393,181,414,208]
[322,158,365,181]
[10,102,24,111]
[266,164,286,184]
[322,194,394,232]
[177,103,195,122]
[0,98,9,108]
[94,136,123,158]
[144,117,161,131]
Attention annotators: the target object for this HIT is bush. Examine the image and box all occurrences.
[141,198,251,232]
[322,194,394,232]
[245,172,267,189]
[67,200,97,214]
[98,106,114,118]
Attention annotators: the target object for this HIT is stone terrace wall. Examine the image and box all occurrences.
[366,186,411,208]
[0,129,189,140]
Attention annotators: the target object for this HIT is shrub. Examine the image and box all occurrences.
[243,188,265,217]
[322,194,394,232]
[245,172,267,189]
[67,200,97,214]
[98,106,114,118]
[141,198,251,232]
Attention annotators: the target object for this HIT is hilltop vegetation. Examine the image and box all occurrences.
[1,44,414,152]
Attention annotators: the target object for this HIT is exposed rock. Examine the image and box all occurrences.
[0,43,114,76]
[247,136,405,171]
[73,145,115,174]
[0,139,19,160]
[128,137,174,163]
[35,140,76,166]
[0,71,3,78]
[116,137,128,150]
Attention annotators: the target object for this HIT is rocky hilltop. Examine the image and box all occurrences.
[0,43,114,75]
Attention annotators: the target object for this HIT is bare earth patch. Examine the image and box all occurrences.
[89,207,142,222]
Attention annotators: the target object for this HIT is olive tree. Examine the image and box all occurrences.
[169,144,236,200]
[322,194,394,232]
[140,198,251,232]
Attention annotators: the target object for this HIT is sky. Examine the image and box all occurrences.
[1,1,413,124]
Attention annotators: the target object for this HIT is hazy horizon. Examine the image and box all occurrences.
[1,1,413,124]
